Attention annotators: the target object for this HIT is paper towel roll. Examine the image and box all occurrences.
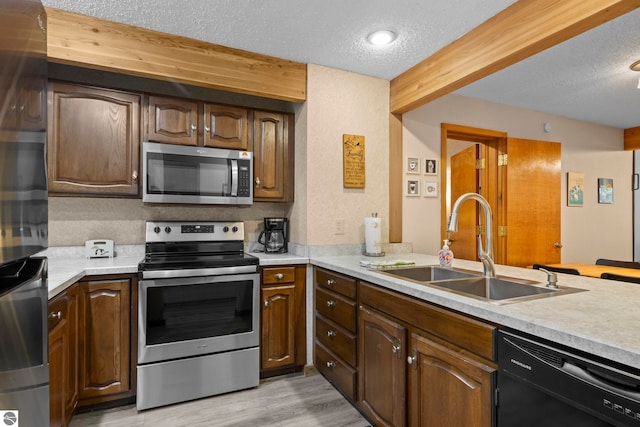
[364,217,382,255]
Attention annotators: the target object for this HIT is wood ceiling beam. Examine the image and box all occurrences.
[390,0,640,114]
[45,7,307,102]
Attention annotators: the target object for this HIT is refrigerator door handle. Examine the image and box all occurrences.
[634,173,639,191]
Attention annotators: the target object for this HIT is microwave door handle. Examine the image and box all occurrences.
[230,159,238,197]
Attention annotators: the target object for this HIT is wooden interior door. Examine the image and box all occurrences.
[502,138,561,267]
[449,145,479,261]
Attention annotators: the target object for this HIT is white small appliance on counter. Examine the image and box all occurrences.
[85,240,114,258]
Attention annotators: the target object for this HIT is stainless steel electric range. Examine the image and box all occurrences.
[136,221,260,411]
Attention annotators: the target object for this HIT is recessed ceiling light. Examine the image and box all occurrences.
[367,30,397,46]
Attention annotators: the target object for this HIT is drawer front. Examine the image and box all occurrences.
[316,314,356,367]
[315,268,356,299]
[315,340,356,402]
[262,266,296,285]
[316,287,356,333]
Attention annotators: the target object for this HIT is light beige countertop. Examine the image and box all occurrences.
[45,246,309,300]
[310,253,640,368]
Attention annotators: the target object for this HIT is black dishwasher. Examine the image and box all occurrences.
[497,329,640,427]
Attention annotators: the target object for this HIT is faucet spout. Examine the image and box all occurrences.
[447,193,495,278]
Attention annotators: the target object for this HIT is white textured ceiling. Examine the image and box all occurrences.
[42,0,640,129]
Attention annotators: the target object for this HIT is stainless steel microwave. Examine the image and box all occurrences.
[142,142,253,205]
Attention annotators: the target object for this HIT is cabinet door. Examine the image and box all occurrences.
[261,284,296,370]
[147,95,198,146]
[408,332,495,427]
[204,104,250,150]
[64,286,78,424]
[77,278,132,404]
[48,293,69,427]
[358,305,407,427]
[47,82,141,196]
[253,110,292,201]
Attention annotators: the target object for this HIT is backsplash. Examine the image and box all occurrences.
[48,197,289,246]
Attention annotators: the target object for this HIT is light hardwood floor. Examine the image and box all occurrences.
[70,373,371,427]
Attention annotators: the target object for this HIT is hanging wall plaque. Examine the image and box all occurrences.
[343,134,365,188]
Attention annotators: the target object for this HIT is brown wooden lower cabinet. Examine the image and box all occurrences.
[48,287,78,427]
[408,331,495,427]
[49,274,137,425]
[260,265,306,377]
[358,305,407,427]
[76,274,138,407]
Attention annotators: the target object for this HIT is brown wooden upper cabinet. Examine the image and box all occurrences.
[2,76,47,131]
[47,82,141,197]
[253,110,293,201]
[147,95,250,150]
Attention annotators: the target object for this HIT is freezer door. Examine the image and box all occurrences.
[634,150,640,262]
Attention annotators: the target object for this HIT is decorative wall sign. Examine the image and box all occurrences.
[406,157,420,174]
[567,172,584,207]
[406,179,420,197]
[598,178,613,204]
[424,181,438,197]
[342,134,365,188]
[424,159,437,175]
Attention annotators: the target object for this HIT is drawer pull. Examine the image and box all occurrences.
[326,361,336,368]
[327,330,337,338]
[327,279,336,286]
[274,273,284,280]
[326,300,337,308]
[49,311,62,320]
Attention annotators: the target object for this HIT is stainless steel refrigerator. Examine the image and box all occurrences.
[635,151,640,262]
[0,0,49,425]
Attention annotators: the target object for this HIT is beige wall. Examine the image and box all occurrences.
[403,93,632,263]
[290,64,390,248]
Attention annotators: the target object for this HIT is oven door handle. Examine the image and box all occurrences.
[141,265,257,280]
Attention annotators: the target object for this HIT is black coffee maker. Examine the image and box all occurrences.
[258,217,288,253]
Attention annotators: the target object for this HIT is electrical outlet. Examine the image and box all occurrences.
[335,219,345,235]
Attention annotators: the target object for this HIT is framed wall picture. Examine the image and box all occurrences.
[424,181,438,197]
[406,157,420,174]
[424,159,437,175]
[406,179,420,196]
[598,178,613,204]
[567,172,584,207]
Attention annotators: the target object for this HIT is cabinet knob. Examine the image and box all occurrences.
[263,299,269,308]
[255,177,261,186]
[274,273,284,280]
[392,344,401,354]
[407,349,417,366]
[327,330,337,338]
[49,311,62,320]
[204,125,211,134]
[326,361,336,368]
[132,170,138,181]
[326,300,336,308]
[327,279,336,287]
[190,123,197,135]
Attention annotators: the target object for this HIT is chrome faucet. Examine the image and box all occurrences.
[447,193,496,278]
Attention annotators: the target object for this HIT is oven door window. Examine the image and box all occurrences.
[146,152,231,197]
[145,279,254,345]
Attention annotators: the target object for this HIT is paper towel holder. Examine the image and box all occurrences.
[363,212,385,257]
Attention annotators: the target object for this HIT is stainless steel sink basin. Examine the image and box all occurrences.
[379,265,585,304]
[381,265,475,282]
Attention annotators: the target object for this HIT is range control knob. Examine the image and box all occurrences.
[153,226,161,234]
[232,226,238,233]
[223,226,229,232]
[164,226,172,234]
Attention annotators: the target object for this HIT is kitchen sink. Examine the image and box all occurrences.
[380,265,585,304]
[380,265,476,282]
